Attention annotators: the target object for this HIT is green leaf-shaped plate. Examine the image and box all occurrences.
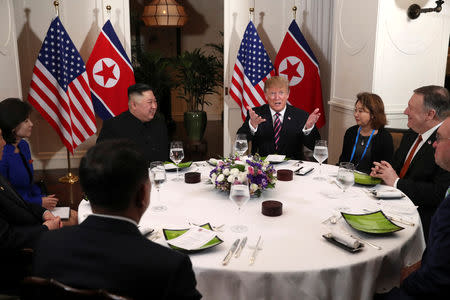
[341,211,404,234]
[354,171,382,186]
[163,223,223,253]
[164,161,192,171]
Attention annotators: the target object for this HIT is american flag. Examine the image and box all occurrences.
[28,17,96,153]
[230,21,275,120]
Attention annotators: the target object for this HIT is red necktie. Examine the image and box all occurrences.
[274,113,281,150]
[399,135,422,178]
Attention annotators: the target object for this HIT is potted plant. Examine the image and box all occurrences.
[174,48,222,141]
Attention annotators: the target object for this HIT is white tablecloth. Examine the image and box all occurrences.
[78,161,425,300]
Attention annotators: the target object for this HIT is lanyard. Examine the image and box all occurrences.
[350,127,375,163]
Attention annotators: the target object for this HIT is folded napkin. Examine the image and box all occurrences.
[375,190,403,198]
[330,229,360,249]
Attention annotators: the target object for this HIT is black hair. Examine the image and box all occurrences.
[127,83,154,100]
[414,85,450,120]
[0,98,32,144]
[79,140,149,212]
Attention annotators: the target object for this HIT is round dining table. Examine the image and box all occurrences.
[78,160,425,300]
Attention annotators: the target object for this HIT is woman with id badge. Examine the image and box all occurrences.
[338,93,394,174]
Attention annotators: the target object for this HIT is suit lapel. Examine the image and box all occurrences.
[278,105,294,149]
[0,175,29,209]
[408,129,437,172]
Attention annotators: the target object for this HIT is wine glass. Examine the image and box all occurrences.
[229,178,250,233]
[170,141,184,181]
[336,162,355,193]
[149,161,167,212]
[313,140,328,181]
[234,134,248,158]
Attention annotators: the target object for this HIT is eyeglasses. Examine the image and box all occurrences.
[435,133,450,144]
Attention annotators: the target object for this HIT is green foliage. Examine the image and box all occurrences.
[132,50,175,99]
[174,48,223,112]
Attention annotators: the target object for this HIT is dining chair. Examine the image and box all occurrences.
[21,276,133,300]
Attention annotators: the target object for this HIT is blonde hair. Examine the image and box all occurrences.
[264,76,289,93]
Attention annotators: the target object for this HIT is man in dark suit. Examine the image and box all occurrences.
[375,114,450,299]
[0,129,61,292]
[97,83,168,164]
[32,140,201,300]
[371,86,450,240]
[237,76,321,160]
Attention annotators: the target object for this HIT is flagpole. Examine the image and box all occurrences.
[106,4,111,20]
[53,1,59,17]
[249,7,254,22]
[292,6,297,19]
[59,150,79,184]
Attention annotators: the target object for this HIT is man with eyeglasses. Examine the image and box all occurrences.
[97,83,169,165]
[237,76,321,160]
[375,113,450,299]
[371,85,450,241]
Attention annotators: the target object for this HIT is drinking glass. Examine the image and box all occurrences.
[169,141,184,181]
[229,178,250,233]
[313,140,328,181]
[336,162,355,192]
[234,134,248,157]
[149,161,167,212]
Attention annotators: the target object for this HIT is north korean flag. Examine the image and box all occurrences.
[274,20,325,128]
[86,20,135,120]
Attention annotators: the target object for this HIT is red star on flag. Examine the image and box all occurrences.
[95,60,117,86]
[280,59,302,82]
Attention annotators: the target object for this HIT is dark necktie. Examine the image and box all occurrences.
[274,112,281,150]
[399,135,422,178]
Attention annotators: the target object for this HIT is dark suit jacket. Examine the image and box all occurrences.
[0,174,47,291]
[33,215,202,300]
[97,110,169,164]
[392,129,450,239]
[339,125,394,174]
[0,174,47,251]
[237,104,320,160]
[375,194,450,300]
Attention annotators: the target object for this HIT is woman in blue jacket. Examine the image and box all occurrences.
[0,98,58,209]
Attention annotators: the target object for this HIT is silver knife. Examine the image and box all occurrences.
[249,236,262,265]
[234,237,247,258]
[222,239,240,265]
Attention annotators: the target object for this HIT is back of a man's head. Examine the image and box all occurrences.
[79,140,148,212]
[127,83,154,102]
[414,85,450,121]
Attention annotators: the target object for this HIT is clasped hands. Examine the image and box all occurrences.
[370,161,399,187]
[43,210,62,230]
[247,106,321,129]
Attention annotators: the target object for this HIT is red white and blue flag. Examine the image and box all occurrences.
[86,20,135,120]
[28,17,97,153]
[230,21,275,121]
[274,20,325,128]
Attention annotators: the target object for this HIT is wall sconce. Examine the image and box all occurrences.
[407,0,444,19]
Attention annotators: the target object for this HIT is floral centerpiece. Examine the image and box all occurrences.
[209,155,277,196]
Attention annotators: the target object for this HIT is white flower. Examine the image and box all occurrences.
[217,174,225,182]
[250,183,259,193]
[237,173,247,183]
[223,168,230,176]
[230,168,240,176]
[227,175,236,183]
[210,173,217,182]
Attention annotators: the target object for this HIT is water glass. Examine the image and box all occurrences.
[313,140,328,181]
[149,161,167,211]
[229,178,250,233]
[234,134,248,157]
[169,141,184,181]
[337,162,355,192]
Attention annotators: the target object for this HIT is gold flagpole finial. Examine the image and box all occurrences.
[53,1,59,17]
[292,6,297,19]
[249,7,254,22]
[106,5,111,11]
